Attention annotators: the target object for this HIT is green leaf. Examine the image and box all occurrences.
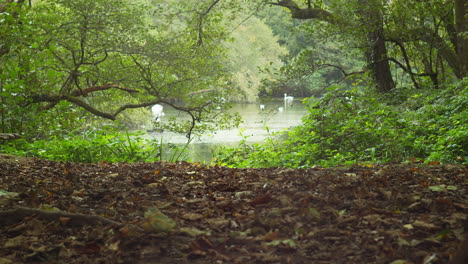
[429,185,457,192]
[265,239,297,247]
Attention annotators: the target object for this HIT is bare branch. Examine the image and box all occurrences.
[31,85,218,122]
[387,58,436,78]
[317,63,365,78]
[386,28,460,78]
[386,39,421,89]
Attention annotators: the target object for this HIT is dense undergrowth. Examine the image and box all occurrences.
[1,80,466,167]
[0,126,190,163]
[214,79,467,168]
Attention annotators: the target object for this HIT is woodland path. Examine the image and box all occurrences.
[0,154,466,263]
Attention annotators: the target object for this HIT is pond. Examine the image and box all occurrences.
[145,98,309,163]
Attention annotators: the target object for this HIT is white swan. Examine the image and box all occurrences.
[151,104,165,122]
[284,93,294,109]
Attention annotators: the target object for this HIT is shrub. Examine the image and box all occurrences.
[214,79,467,168]
[0,127,160,163]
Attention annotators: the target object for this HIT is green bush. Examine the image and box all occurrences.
[214,79,467,168]
[1,127,161,163]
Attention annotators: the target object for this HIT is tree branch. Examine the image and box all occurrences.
[386,39,421,89]
[32,86,217,122]
[31,94,117,120]
[318,64,365,78]
[387,58,436,78]
[197,0,222,45]
[70,83,139,97]
[0,133,21,140]
[272,0,336,23]
[386,28,460,78]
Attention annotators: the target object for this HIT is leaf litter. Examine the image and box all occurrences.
[0,154,466,263]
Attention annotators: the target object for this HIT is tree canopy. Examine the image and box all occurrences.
[270,0,467,92]
[0,0,238,138]
[0,0,466,164]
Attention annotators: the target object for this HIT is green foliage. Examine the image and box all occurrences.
[214,130,286,168]
[223,16,288,102]
[407,80,467,163]
[0,125,193,163]
[1,0,466,166]
[0,0,236,140]
[214,79,467,168]
[156,135,194,163]
[1,128,154,163]
[257,4,366,98]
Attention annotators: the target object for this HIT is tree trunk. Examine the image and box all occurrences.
[277,0,394,93]
[454,0,467,79]
[367,26,395,93]
[360,0,394,93]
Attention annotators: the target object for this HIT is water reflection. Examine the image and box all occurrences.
[147,98,308,163]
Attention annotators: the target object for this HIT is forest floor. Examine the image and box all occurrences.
[0,154,466,264]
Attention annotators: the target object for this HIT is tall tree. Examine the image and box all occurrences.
[0,0,235,137]
[267,0,467,92]
[270,0,394,92]
[385,0,467,85]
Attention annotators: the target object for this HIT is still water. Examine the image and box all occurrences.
[146,98,308,163]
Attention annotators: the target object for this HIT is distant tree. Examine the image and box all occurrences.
[223,16,288,101]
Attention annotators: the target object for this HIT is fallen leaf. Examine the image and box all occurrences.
[250,193,272,206]
[261,231,279,242]
[179,227,210,237]
[142,208,177,233]
[403,224,414,230]
[389,260,413,264]
[307,207,321,220]
[412,220,438,230]
[265,239,297,248]
[181,212,204,221]
[0,258,14,264]
[4,236,26,248]
[59,217,71,225]
[107,240,120,251]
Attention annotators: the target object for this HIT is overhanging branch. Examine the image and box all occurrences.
[387,58,436,78]
[318,64,365,78]
[70,83,138,97]
[31,94,116,120]
[271,0,336,23]
[31,87,219,122]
